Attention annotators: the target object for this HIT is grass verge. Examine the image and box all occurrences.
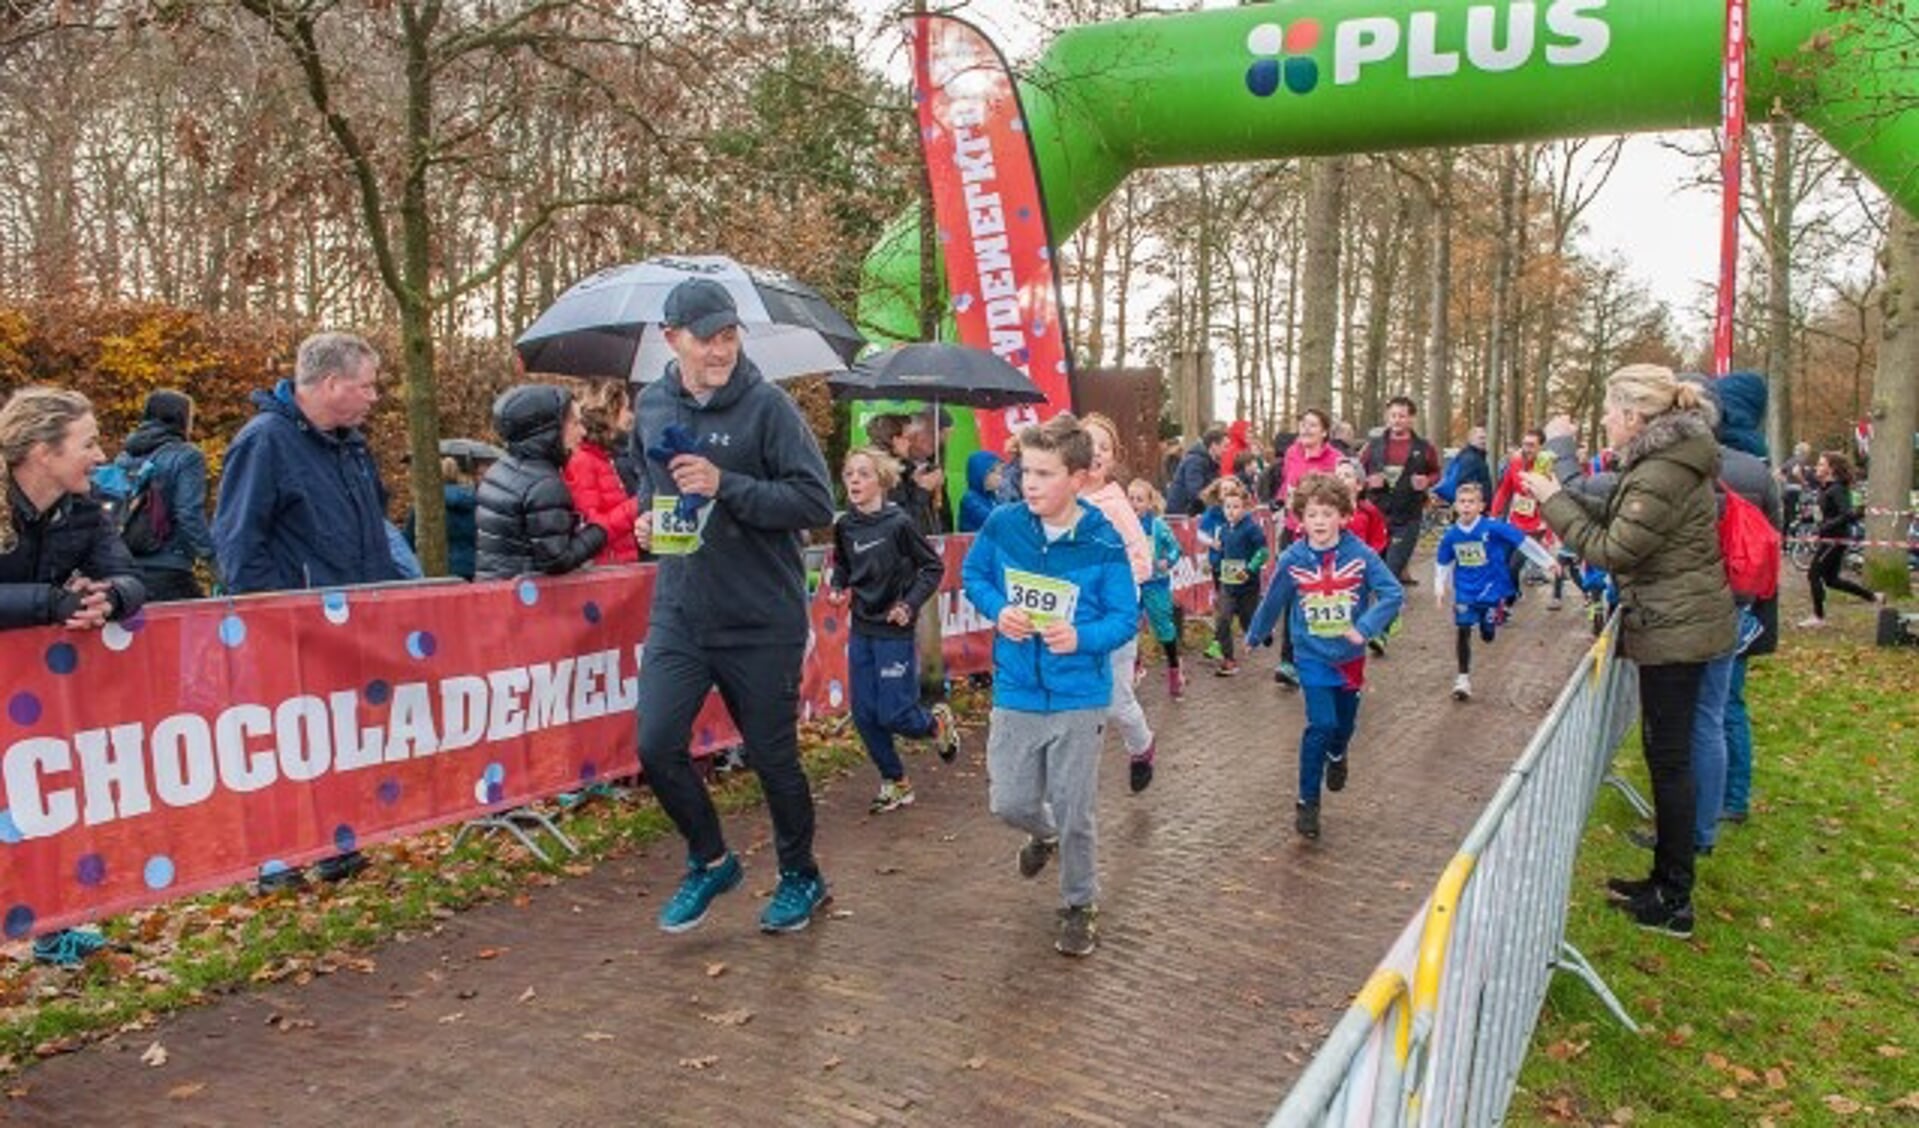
[1511,622,1919,1125]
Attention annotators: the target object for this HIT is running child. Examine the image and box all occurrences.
[961,414,1139,957]
[1211,478,1268,677]
[828,447,961,813]
[1194,477,1229,661]
[1432,480,1559,702]
[1078,413,1159,794]
[1247,474,1403,840]
[1128,478,1186,704]
[1336,458,1392,657]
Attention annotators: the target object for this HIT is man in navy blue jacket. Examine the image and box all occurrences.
[213,331,395,888]
[213,332,397,595]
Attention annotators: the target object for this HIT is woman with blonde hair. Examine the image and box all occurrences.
[562,379,641,565]
[1522,364,1735,941]
[1,386,146,966]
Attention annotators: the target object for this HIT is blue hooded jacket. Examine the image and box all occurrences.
[959,450,1002,533]
[1247,531,1404,687]
[213,380,398,593]
[961,498,1139,712]
[1715,372,1770,459]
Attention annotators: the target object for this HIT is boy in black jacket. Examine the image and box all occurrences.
[475,385,607,579]
[828,448,960,812]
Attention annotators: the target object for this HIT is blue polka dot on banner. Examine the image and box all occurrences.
[1029,319,1048,338]
[484,762,505,785]
[517,580,539,607]
[261,859,289,877]
[75,854,106,887]
[1016,206,1033,222]
[143,855,175,890]
[7,692,41,727]
[828,679,844,709]
[697,726,713,749]
[405,630,437,660]
[823,616,838,634]
[44,642,78,675]
[364,679,391,706]
[952,292,975,313]
[219,615,247,648]
[322,590,351,625]
[123,609,146,632]
[1039,245,1052,261]
[582,601,602,625]
[0,809,21,844]
[333,825,357,853]
[376,779,402,805]
[483,780,505,804]
[1011,116,1026,133]
[579,761,599,783]
[4,905,33,940]
[101,621,136,652]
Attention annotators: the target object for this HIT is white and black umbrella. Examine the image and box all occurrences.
[513,255,865,382]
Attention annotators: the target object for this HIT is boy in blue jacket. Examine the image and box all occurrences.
[1210,479,1268,676]
[961,414,1140,958]
[1248,473,1404,841]
[1432,481,1558,702]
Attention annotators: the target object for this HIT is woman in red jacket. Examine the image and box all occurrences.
[563,380,641,565]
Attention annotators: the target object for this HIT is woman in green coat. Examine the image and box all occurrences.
[1521,365,1735,942]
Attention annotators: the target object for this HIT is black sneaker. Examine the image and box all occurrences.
[1626,889,1695,939]
[1325,756,1348,793]
[1295,800,1321,840]
[313,851,367,883]
[1129,754,1154,794]
[1055,904,1099,957]
[1017,835,1058,879]
[1605,876,1655,904]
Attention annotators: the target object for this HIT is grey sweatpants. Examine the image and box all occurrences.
[986,706,1106,908]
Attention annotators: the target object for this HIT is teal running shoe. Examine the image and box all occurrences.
[658,852,743,933]
[32,927,108,968]
[759,869,830,933]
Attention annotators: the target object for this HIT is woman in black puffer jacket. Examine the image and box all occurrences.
[475,385,606,580]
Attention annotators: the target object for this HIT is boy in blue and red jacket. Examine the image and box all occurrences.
[1248,473,1404,841]
[1432,480,1559,702]
[961,414,1139,958]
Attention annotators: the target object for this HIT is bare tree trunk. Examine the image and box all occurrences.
[1865,207,1916,596]
[1298,156,1345,415]
[1763,117,1796,458]
[1283,231,1302,422]
[1361,194,1408,429]
[1426,152,1455,444]
[1484,150,1519,454]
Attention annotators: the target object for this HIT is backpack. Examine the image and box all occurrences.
[1718,484,1780,601]
[90,457,172,556]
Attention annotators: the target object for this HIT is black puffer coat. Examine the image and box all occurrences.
[474,386,606,580]
[1,481,147,629]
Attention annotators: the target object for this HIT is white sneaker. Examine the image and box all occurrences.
[1796,616,1826,629]
[1452,674,1472,701]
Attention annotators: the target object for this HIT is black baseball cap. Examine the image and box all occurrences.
[662,278,743,339]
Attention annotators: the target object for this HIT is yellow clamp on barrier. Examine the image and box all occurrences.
[1414,853,1477,1017]
[1586,625,1613,689]
[1354,968,1413,1065]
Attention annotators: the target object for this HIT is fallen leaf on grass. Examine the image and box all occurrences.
[1877,1044,1907,1058]
[583,1031,616,1042]
[822,1056,842,1071]
[678,1055,719,1070]
[1717,1086,1738,1101]
[704,962,727,979]
[827,909,853,920]
[701,1008,753,1027]
[140,1042,168,1068]
[1765,1068,1788,1090]
[1703,1050,1728,1071]
[1888,1093,1919,1112]
[1544,1039,1589,1062]
[1822,1095,1864,1115]
[474,947,507,961]
[6,1086,29,1099]
[1608,1107,1635,1125]
[517,987,537,1004]
[266,1014,315,1032]
[963,1056,985,1071]
[437,1012,464,1025]
[166,1082,205,1100]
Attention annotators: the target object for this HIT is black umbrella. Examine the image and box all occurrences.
[828,343,1047,409]
[513,255,865,382]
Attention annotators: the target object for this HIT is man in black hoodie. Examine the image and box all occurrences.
[631,278,837,935]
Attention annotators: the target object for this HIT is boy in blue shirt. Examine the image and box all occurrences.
[962,414,1140,957]
[1210,480,1269,676]
[1248,474,1404,840]
[1432,481,1558,701]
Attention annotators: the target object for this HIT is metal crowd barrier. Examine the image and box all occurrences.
[1269,613,1640,1127]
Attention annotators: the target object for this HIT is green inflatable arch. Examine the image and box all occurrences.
[859,0,1918,353]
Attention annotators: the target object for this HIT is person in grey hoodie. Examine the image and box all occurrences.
[629,278,837,936]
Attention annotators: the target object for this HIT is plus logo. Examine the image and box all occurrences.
[1245,20,1322,97]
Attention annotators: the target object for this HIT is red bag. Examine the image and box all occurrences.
[1718,484,1780,600]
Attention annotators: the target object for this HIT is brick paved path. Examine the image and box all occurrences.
[9,598,1585,1127]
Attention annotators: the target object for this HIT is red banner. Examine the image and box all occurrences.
[2,519,1244,937]
[1712,0,1750,377]
[910,13,1075,455]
